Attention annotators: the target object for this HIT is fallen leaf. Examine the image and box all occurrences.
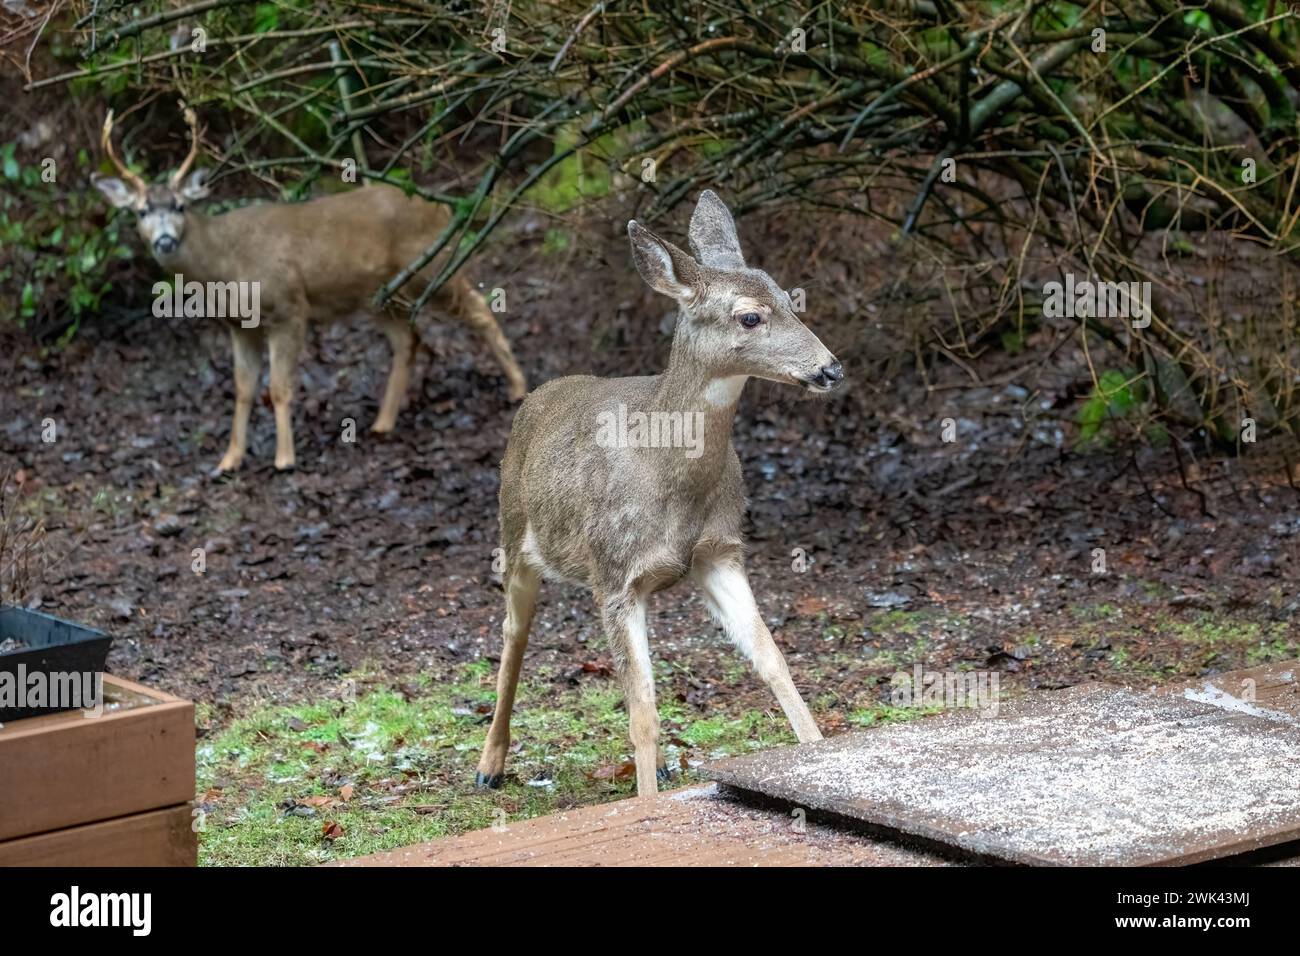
[793,595,829,617]
[591,761,636,782]
[581,658,614,677]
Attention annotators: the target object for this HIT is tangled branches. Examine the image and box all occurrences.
[21,1,1300,447]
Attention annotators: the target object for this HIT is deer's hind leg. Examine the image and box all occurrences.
[441,275,528,401]
[692,546,822,744]
[475,560,541,789]
[267,320,305,471]
[373,314,416,434]
[600,587,661,799]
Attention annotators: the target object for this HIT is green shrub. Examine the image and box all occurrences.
[0,141,133,347]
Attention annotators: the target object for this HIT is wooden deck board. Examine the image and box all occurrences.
[1158,660,1300,724]
[334,784,948,867]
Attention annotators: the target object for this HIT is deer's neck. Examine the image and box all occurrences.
[161,212,221,279]
[647,328,747,478]
[654,347,746,413]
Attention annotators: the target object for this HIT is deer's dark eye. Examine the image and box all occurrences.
[738,311,763,329]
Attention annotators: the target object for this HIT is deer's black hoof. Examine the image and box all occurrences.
[475,771,504,790]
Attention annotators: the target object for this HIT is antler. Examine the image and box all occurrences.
[169,100,202,189]
[100,110,148,194]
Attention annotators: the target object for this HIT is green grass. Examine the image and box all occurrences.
[868,608,944,635]
[1164,613,1287,649]
[668,707,794,751]
[846,702,940,727]
[196,661,837,866]
[1074,603,1122,621]
[1105,645,1172,680]
[1247,638,1294,666]
[1100,611,1296,679]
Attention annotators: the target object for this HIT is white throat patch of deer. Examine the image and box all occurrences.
[477,190,844,798]
[92,103,528,472]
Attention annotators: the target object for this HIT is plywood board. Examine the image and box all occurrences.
[704,683,1300,866]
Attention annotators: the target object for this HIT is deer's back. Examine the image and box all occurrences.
[196,185,453,317]
[501,373,743,593]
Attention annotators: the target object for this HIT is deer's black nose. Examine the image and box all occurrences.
[154,236,178,255]
[814,361,844,389]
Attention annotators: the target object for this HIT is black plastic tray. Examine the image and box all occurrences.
[0,606,112,722]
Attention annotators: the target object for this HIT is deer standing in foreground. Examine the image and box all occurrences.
[93,105,528,472]
[476,190,844,798]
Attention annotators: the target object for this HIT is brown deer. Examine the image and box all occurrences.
[476,190,844,798]
[92,104,528,472]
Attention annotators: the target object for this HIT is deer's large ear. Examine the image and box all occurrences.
[688,189,744,269]
[628,220,700,301]
[179,168,210,202]
[92,174,143,210]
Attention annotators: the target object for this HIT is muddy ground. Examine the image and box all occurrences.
[3,214,1299,745]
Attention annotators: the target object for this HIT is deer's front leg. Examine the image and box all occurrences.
[219,329,262,472]
[267,325,303,470]
[600,588,661,798]
[693,550,822,743]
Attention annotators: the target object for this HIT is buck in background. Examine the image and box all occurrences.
[476,190,844,798]
[93,104,528,472]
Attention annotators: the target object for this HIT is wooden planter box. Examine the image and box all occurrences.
[0,674,196,866]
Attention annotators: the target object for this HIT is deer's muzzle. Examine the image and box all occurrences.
[803,360,845,392]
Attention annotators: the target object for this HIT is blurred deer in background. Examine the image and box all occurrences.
[476,190,844,798]
[93,103,528,472]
